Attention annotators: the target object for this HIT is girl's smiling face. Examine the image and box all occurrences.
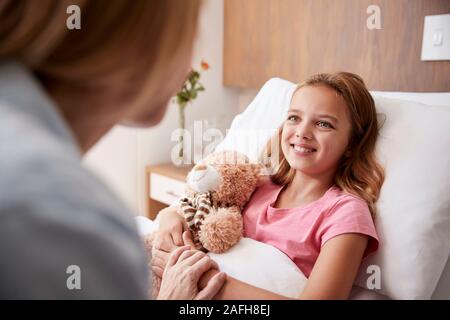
[281,85,353,176]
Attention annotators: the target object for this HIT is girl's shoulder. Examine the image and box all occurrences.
[255,177,283,194]
[247,178,283,204]
[327,184,366,200]
[322,185,370,216]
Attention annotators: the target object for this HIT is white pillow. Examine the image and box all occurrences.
[371,91,450,107]
[216,78,450,299]
[215,78,296,161]
[354,95,450,299]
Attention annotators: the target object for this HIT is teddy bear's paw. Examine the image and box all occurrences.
[199,209,243,253]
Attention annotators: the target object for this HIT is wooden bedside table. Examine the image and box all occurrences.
[145,163,193,220]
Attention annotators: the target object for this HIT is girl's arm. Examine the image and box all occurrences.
[199,233,369,300]
[299,233,368,299]
[198,269,292,300]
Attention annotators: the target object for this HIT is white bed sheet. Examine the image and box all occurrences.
[135,216,389,300]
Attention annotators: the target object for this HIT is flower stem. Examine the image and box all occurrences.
[179,105,185,159]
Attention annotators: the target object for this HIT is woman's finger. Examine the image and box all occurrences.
[152,248,170,260]
[189,256,218,281]
[210,259,219,270]
[194,272,226,300]
[166,245,191,268]
[176,249,199,264]
[182,231,196,249]
[181,251,207,267]
[151,255,164,269]
[151,250,168,269]
[152,266,164,278]
[152,248,169,260]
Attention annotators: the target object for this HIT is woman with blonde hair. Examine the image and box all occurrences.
[0,0,225,299]
[154,71,385,299]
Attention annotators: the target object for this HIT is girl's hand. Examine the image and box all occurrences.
[152,231,197,277]
[153,206,185,252]
[157,246,226,300]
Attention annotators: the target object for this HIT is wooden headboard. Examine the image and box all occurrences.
[224,0,450,91]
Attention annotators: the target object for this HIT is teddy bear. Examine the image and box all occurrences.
[142,150,265,298]
[179,150,264,253]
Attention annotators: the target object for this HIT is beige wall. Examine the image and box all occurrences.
[238,88,258,112]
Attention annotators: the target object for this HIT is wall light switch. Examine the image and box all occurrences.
[421,14,450,61]
[432,29,443,46]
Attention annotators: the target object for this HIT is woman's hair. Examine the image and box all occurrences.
[263,72,385,217]
[0,0,201,114]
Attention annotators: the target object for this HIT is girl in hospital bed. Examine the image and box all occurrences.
[151,72,385,299]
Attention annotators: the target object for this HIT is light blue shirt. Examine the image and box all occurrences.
[0,61,149,299]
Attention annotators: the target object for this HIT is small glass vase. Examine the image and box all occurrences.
[176,103,191,167]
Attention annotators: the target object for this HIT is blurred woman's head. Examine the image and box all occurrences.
[0,0,202,147]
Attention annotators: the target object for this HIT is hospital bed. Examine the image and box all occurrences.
[137,78,450,300]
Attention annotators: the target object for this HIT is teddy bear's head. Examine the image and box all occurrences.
[185,150,264,209]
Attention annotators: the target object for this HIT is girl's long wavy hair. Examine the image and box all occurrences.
[263,72,385,218]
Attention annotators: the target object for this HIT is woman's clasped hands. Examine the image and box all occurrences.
[152,207,225,300]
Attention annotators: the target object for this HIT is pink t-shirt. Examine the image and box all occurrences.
[243,180,379,278]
